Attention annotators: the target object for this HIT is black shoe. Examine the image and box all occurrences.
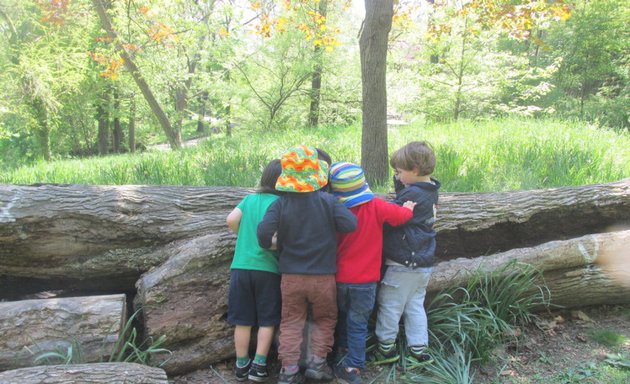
[248,362,269,382]
[278,368,305,384]
[234,360,252,382]
[334,365,362,384]
[304,358,334,381]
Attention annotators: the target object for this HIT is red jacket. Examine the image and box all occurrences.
[336,198,413,283]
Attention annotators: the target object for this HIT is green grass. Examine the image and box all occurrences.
[1,117,628,191]
[589,329,628,348]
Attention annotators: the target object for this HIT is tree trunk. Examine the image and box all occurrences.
[112,90,122,153]
[91,0,181,150]
[97,93,109,156]
[360,0,393,186]
[0,363,168,384]
[128,94,136,153]
[0,180,627,296]
[308,0,327,127]
[197,91,208,134]
[0,294,126,371]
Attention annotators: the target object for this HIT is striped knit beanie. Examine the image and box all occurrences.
[330,162,374,208]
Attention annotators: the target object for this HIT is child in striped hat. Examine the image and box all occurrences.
[329,162,416,384]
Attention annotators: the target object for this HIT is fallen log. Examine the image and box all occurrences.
[1,180,628,296]
[429,230,630,307]
[135,229,629,374]
[0,363,168,383]
[0,294,126,371]
[134,232,235,375]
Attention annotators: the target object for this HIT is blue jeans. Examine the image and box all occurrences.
[375,266,432,347]
[335,282,377,369]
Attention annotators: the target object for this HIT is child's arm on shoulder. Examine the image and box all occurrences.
[332,199,358,233]
[379,198,416,227]
[226,207,242,233]
[257,200,281,249]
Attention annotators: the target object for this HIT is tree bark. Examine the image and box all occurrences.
[134,232,235,375]
[308,0,327,127]
[0,363,168,384]
[0,294,126,371]
[0,180,628,296]
[360,0,393,186]
[429,230,630,300]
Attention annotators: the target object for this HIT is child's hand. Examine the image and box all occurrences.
[403,201,417,211]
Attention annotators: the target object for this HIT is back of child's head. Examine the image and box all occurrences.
[330,162,374,208]
[258,159,282,195]
[315,148,332,167]
[390,141,436,176]
[275,145,329,193]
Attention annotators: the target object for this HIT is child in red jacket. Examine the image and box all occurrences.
[329,162,416,384]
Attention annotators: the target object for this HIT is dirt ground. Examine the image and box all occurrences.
[172,304,630,384]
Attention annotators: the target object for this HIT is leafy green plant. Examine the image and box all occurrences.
[604,353,630,370]
[33,339,83,365]
[465,261,550,325]
[108,309,171,367]
[404,342,475,384]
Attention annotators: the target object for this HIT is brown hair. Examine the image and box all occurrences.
[390,141,436,176]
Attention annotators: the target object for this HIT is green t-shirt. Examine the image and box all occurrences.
[230,193,280,274]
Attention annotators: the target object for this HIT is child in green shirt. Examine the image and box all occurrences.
[226,159,283,382]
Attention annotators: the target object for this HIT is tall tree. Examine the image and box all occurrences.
[91,0,182,149]
[308,0,328,127]
[360,0,393,186]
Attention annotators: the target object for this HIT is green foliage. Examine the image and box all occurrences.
[404,342,475,384]
[2,118,628,190]
[588,329,627,348]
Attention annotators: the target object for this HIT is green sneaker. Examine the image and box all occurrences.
[367,343,400,365]
[403,348,433,369]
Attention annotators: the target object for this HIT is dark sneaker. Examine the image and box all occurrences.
[404,347,433,369]
[367,343,400,365]
[334,365,362,384]
[248,362,269,382]
[234,360,252,382]
[278,368,305,384]
[304,359,334,381]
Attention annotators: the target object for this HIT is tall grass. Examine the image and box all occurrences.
[1,117,628,192]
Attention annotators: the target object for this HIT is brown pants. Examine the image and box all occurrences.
[278,274,337,366]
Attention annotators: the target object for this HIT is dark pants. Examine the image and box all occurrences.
[335,282,377,369]
[278,274,337,366]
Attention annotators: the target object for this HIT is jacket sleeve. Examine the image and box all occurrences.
[257,199,281,249]
[378,198,414,227]
[333,199,358,233]
[392,186,421,205]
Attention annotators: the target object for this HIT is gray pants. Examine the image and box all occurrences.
[375,266,432,347]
